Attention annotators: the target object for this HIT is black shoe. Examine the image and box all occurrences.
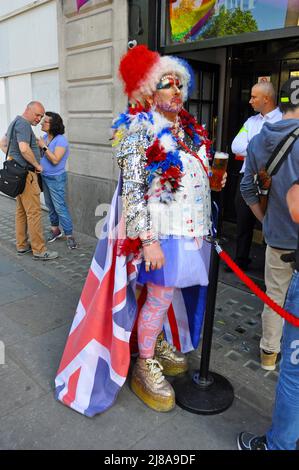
[47,229,62,243]
[66,236,78,250]
[17,246,32,255]
[237,432,268,450]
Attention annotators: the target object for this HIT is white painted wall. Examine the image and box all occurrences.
[0,0,41,17]
[0,1,58,76]
[7,74,32,121]
[0,0,59,207]
[0,1,59,158]
[0,78,8,141]
[31,69,60,136]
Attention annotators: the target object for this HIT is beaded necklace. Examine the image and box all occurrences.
[112,107,212,202]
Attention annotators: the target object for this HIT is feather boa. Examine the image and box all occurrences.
[112,106,212,254]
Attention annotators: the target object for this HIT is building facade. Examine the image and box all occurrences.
[133,0,299,222]
[0,0,128,236]
[0,0,60,160]
[1,0,299,235]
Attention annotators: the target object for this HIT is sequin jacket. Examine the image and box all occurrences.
[116,119,212,240]
[117,129,152,238]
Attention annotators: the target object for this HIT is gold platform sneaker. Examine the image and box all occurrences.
[154,334,188,376]
[131,358,175,412]
[260,350,278,371]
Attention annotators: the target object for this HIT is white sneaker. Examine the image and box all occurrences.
[33,250,58,260]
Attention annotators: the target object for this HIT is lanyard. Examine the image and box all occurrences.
[176,138,210,177]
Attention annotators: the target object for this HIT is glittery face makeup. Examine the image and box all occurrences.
[156,75,183,91]
[154,74,183,114]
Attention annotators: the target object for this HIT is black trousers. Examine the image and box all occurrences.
[234,174,256,265]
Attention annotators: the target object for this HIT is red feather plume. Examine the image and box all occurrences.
[119,45,159,98]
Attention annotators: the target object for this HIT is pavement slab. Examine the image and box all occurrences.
[0,194,278,450]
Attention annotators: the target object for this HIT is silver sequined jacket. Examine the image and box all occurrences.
[116,127,211,239]
[117,129,152,238]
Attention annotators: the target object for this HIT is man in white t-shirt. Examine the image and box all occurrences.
[229,82,282,271]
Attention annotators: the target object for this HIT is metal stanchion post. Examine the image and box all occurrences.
[172,195,234,414]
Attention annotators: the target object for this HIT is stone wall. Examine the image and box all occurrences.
[57,0,128,236]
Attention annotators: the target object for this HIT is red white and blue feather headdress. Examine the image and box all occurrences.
[118,44,194,102]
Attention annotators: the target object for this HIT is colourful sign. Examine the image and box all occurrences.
[169,0,299,43]
[76,0,90,11]
[170,0,217,42]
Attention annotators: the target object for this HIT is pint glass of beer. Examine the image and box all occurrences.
[209,152,229,192]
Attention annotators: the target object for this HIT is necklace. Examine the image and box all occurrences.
[175,138,210,177]
[171,118,185,140]
[112,107,212,200]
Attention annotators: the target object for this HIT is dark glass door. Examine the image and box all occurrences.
[222,38,299,222]
[185,61,220,146]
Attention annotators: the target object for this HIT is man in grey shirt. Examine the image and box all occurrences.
[0,101,58,260]
[7,115,42,170]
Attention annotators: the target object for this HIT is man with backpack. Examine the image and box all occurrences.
[238,175,299,451]
[240,78,299,372]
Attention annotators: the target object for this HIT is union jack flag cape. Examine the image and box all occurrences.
[55,178,211,417]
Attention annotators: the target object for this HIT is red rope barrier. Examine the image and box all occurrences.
[217,245,299,328]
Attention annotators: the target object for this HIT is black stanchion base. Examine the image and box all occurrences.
[173,370,234,415]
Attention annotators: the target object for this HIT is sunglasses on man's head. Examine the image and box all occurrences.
[157,75,183,90]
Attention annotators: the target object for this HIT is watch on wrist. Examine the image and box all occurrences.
[42,145,48,152]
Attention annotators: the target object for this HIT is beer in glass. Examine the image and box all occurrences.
[209,152,229,192]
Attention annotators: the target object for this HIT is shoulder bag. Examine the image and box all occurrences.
[254,127,299,214]
[0,120,28,198]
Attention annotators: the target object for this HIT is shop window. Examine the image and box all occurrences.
[162,0,299,46]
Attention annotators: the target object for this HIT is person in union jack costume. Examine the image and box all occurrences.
[55,45,226,416]
[114,44,219,412]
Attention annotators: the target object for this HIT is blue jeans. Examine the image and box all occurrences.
[42,172,73,236]
[266,270,299,450]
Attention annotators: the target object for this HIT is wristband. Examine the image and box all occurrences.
[141,237,158,247]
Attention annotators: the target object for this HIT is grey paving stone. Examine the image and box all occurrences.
[0,311,34,347]
[12,271,51,295]
[225,350,242,362]
[0,386,179,450]
[0,357,46,419]
[7,324,72,391]
[132,398,271,450]
[236,385,275,417]
[0,256,23,275]
[0,273,35,306]
[1,292,78,337]
[0,194,278,450]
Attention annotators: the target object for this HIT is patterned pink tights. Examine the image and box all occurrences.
[138,282,174,358]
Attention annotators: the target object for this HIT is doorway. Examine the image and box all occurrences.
[185,61,220,146]
[222,38,299,222]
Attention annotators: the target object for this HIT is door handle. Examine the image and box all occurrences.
[211,116,218,143]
